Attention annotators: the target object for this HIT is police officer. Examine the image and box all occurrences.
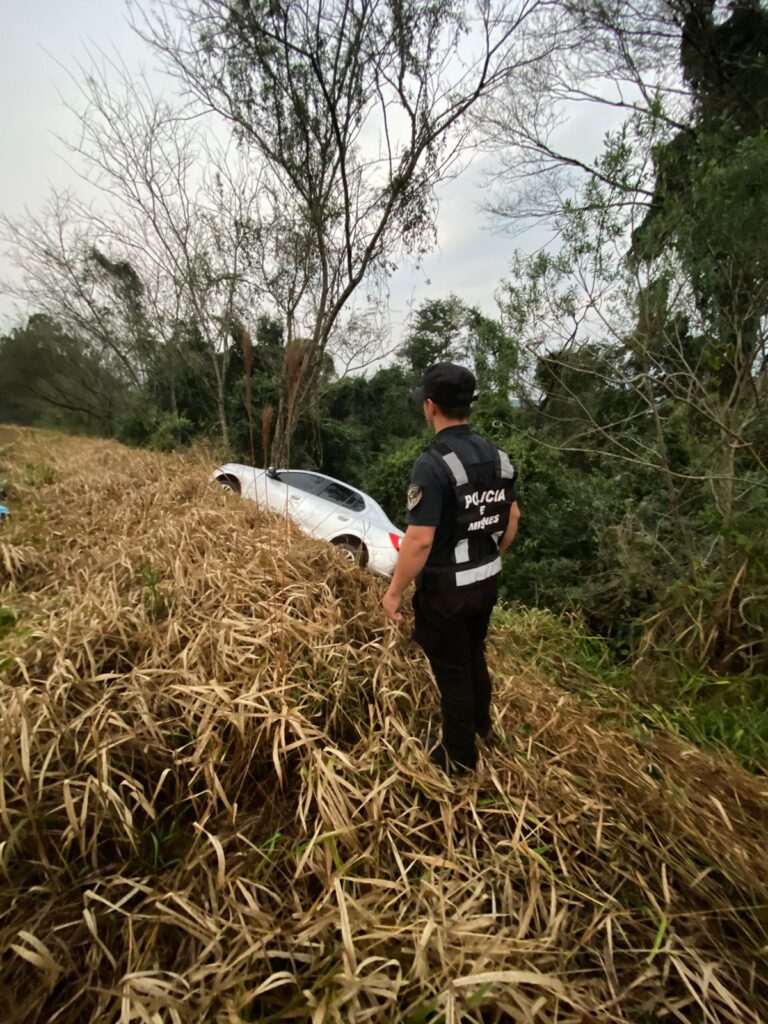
[382,362,520,773]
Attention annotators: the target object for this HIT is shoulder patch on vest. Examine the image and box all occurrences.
[406,484,423,511]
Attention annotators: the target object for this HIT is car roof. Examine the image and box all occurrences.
[276,468,373,504]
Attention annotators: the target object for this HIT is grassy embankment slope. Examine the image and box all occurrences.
[1,426,767,1024]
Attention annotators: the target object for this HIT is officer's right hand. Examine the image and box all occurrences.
[382,589,403,624]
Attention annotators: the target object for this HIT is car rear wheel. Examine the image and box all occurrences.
[332,538,367,567]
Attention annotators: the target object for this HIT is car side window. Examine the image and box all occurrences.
[319,481,365,512]
[277,471,327,495]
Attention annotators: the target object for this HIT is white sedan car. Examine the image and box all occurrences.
[211,464,404,577]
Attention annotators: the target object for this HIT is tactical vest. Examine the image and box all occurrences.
[427,440,516,588]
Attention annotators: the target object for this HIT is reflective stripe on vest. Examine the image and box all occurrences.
[455,537,470,563]
[456,556,502,587]
[499,451,515,480]
[441,450,469,487]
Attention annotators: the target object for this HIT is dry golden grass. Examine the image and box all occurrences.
[0,428,767,1024]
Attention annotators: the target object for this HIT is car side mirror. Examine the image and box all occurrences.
[267,465,277,479]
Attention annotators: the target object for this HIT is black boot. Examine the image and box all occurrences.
[429,743,473,776]
[477,726,503,750]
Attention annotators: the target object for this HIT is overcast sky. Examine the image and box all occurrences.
[0,0,618,341]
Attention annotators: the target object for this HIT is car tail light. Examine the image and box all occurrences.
[389,532,402,552]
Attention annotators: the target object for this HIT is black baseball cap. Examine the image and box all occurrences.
[411,362,478,406]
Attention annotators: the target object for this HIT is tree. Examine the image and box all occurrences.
[315,364,426,484]
[630,0,768,405]
[398,296,474,375]
[61,60,264,449]
[399,295,523,407]
[0,314,121,432]
[1,192,156,391]
[492,117,768,669]
[135,0,564,462]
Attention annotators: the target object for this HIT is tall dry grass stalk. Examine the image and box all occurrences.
[1,429,767,1023]
[272,338,311,471]
[239,324,256,469]
[261,403,273,473]
[284,338,310,435]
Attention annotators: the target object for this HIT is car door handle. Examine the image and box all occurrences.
[288,495,300,503]
[336,514,350,522]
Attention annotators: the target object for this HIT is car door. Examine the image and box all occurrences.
[302,479,367,539]
[265,471,327,525]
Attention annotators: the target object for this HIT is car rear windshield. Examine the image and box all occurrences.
[319,481,365,512]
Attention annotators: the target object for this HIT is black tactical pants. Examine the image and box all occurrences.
[413,576,497,770]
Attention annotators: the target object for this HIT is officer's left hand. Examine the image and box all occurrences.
[382,589,403,624]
